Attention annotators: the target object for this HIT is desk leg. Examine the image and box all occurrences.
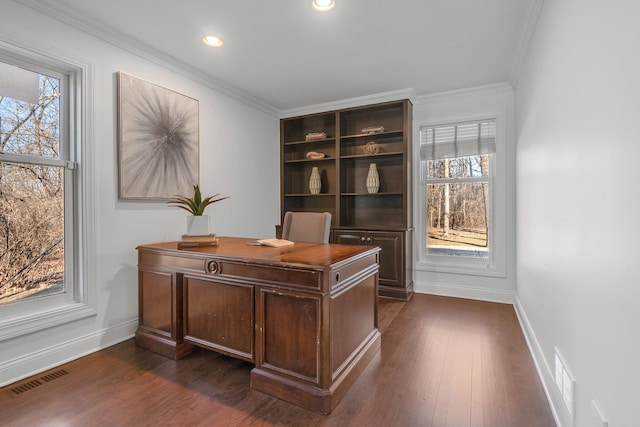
[135,269,193,359]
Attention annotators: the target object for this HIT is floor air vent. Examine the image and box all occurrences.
[40,369,69,383]
[11,369,70,395]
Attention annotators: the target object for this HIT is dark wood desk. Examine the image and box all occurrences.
[135,237,381,414]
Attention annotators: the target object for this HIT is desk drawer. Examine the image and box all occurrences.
[219,262,321,291]
[139,252,206,272]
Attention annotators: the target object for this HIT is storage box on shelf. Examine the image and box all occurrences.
[280,100,413,300]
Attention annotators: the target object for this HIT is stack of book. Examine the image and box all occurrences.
[178,234,219,249]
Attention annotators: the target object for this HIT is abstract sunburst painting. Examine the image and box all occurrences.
[117,72,199,200]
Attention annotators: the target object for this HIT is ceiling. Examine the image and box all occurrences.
[18,0,536,114]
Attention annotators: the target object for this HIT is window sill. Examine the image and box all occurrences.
[416,259,506,278]
[0,302,97,342]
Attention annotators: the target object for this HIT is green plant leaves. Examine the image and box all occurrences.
[167,185,229,216]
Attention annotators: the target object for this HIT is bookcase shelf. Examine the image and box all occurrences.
[283,138,336,146]
[280,100,413,299]
[282,194,337,200]
[284,158,334,164]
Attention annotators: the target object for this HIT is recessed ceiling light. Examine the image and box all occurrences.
[202,35,224,48]
[312,0,335,12]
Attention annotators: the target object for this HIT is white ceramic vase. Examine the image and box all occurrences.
[186,215,210,236]
[366,163,380,194]
[309,166,321,194]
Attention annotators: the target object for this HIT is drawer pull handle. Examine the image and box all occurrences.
[206,260,219,274]
[335,272,340,282]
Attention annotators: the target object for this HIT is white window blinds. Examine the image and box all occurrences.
[0,61,40,104]
[420,120,496,161]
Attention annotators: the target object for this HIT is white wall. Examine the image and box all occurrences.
[413,84,517,303]
[515,1,640,425]
[0,2,279,385]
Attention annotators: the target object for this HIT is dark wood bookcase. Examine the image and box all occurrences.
[280,99,413,300]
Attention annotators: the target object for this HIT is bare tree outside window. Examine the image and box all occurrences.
[0,67,65,304]
[426,155,490,257]
[420,120,495,259]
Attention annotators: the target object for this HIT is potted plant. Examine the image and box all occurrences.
[168,185,229,236]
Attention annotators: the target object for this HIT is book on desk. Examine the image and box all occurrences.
[246,238,294,247]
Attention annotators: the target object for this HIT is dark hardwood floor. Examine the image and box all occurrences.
[0,295,555,426]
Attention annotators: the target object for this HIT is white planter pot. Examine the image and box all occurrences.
[186,215,210,236]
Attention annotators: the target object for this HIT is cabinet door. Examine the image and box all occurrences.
[183,276,254,361]
[333,230,366,246]
[256,288,322,383]
[368,231,403,287]
[138,269,176,338]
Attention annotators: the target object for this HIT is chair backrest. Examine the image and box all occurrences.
[281,211,332,243]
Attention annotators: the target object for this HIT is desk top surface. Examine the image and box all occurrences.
[137,236,379,270]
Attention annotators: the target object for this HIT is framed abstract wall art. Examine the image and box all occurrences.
[117,72,199,200]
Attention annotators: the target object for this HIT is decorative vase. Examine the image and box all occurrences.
[309,167,321,194]
[366,163,380,194]
[186,215,210,236]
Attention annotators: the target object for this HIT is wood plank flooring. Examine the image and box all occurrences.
[0,295,555,426]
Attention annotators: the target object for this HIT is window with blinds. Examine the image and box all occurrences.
[419,120,495,258]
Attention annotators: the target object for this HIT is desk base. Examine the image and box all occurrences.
[251,330,381,414]
[135,328,194,360]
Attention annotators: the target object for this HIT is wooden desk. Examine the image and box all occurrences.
[135,237,381,414]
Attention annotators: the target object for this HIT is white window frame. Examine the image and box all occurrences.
[415,112,508,278]
[0,41,96,341]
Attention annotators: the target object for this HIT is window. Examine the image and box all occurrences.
[0,45,94,339]
[419,119,499,272]
[0,60,69,305]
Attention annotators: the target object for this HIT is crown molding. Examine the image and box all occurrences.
[509,0,545,89]
[279,88,417,118]
[14,0,280,116]
[414,82,513,105]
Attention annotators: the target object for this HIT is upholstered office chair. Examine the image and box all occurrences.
[281,211,332,243]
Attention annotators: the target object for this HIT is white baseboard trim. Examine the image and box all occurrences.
[414,280,514,304]
[0,318,138,387]
[513,295,563,427]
